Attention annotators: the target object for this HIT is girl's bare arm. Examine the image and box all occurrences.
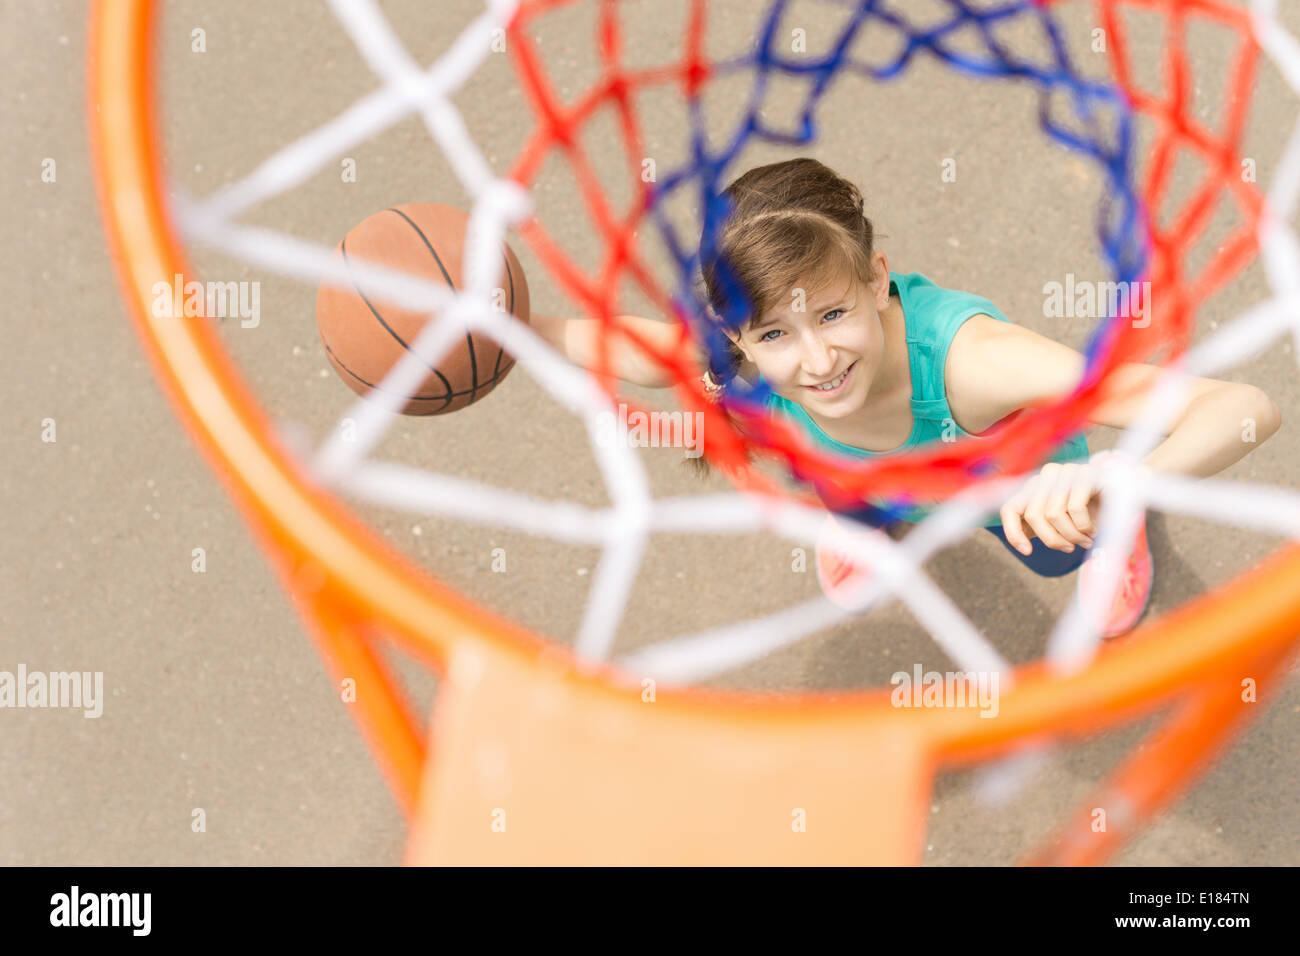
[530,312,704,388]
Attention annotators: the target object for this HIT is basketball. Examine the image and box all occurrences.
[316,202,530,415]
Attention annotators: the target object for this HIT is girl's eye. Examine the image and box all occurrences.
[757,308,842,342]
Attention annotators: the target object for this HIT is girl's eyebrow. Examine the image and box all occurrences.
[807,293,850,314]
[748,289,854,333]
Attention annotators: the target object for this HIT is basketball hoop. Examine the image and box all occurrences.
[88,0,1300,864]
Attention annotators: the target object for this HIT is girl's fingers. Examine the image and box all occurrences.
[1022,502,1075,552]
[1045,464,1094,548]
[999,487,1037,554]
[1016,466,1073,552]
[1000,466,1100,556]
[1065,475,1098,546]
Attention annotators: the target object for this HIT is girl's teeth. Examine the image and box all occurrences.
[815,369,847,390]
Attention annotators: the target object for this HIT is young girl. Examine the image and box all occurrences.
[532,158,1282,637]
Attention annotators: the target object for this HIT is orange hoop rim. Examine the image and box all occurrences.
[87,0,1300,863]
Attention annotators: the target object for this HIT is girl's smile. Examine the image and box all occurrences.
[803,359,857,395]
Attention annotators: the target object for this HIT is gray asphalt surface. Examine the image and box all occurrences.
[2,0,1296,865]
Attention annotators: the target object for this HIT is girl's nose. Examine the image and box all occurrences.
[800,331,837,377]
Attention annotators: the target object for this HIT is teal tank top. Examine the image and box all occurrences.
[765,271,1090,527]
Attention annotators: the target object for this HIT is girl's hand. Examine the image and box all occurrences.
[999,461,1103,555]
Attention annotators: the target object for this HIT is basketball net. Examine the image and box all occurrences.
[89,0,1300,864]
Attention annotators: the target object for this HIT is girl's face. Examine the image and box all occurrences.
[731,254,892,419]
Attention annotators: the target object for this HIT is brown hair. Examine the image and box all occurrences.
[687,158,880,476]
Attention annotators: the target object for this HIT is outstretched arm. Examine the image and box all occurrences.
[949,315,1282,553]
[531,312,708,389]
[949,315,1282,478]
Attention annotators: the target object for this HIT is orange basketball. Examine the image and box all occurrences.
[316,202,530,415]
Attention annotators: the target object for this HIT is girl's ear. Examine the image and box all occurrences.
[725,328,754,365]
[870,250,891,311]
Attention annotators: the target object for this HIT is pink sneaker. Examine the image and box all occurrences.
[1077,516,1154,638]
[815,515,883,608]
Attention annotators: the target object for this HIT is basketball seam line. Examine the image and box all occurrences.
[386,207,481,405]
[338,234,456,406]
[494,249,516,380]
[323,339,515,405]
